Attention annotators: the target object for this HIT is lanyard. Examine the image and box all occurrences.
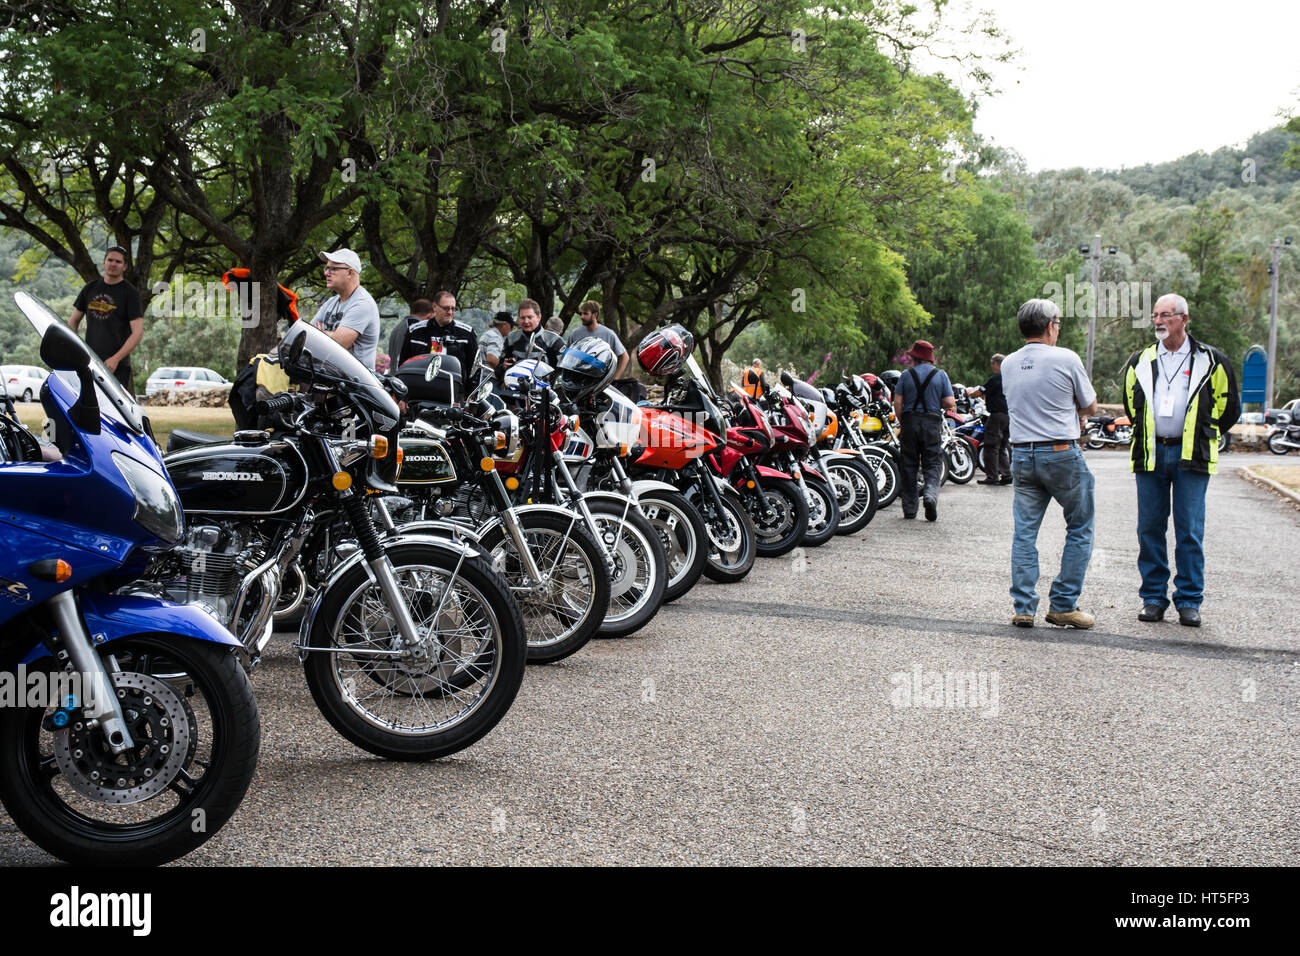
[1159,351,1188,387]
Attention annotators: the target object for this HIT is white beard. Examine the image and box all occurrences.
[1154,327,1170,342]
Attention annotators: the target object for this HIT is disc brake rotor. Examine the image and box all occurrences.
[53,671,195,805]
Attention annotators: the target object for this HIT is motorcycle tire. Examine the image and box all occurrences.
[1217,430,1229,454]
[637,489,708,603]
[1084,428,1105,450]
[302,542,527,759]
[690,484,758,584]
[826,457,879,536]
[477,510,610,664]
[863,449,899,509]
[0,635,260,866]
[1268,431,1292,455]
[583,498,668,639]
[750,477,809,558]
[945,441,976,484]
[800,476,841,547]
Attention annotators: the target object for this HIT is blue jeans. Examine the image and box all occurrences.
[1135,442,1210,609]
[1010,444,1095,615]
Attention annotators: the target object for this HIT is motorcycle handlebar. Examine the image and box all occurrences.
[254,392,301,416]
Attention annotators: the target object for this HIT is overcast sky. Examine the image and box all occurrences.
[970,0,1300,172]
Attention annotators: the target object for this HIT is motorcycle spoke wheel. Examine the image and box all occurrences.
[494,526,599,649]
[327,564,506,735]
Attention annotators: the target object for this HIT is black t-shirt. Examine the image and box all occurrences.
[74,279,143,370]
[982,371,1008,414]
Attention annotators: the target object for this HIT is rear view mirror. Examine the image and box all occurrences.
[40,322,91,372]
[779,371,794,390]
[425,353,443,382]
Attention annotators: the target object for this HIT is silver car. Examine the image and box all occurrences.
[145,366,232,398]
[1,364,49,403]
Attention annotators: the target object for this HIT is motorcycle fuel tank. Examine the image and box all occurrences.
[165,439,309,515]
[396,433,458,486]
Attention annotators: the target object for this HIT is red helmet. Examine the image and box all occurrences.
[636,324,695,377]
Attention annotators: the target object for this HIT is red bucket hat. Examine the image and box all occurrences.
[907,340,935,364]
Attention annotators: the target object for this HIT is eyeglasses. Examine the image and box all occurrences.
[323,265,349,273]
[1050,319,1061,327]
[1151,311,1185,320]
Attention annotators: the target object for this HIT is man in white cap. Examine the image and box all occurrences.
[312,248,380,370]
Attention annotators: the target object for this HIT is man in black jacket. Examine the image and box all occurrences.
[388,298,434,370]
[968,353,1011,485]
[400,290,478,394]
[499,298,565,379]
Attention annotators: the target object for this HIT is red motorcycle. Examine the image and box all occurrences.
[702,382,809,557]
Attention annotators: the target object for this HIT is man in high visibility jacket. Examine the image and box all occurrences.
[1121,293,1240,628]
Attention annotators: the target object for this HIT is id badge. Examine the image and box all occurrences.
[1158,393,1175,418]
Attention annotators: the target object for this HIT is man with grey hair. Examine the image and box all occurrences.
[1121,293,1239,628]
[1001,299,1098,628]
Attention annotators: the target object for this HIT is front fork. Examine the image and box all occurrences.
[45,591,134,755]
[551,449,620,574]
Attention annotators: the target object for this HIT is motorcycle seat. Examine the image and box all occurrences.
[1093,415,1116,426]
[167,429,235,452]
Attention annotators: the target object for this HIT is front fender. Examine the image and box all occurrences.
[298,533,482,650]
[392,519,483,546]
[472,503,584,543]
[630,478,680,501]
[23,589,241,665]
[751,464,793,481]
[576,490,638,513]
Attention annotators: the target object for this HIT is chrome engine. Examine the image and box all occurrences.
[166,523,263,623]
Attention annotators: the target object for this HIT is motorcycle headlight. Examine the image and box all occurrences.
[112,452,184,544]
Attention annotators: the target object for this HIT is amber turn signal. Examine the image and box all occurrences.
[505,477,519,490]
[332,472,352,490]
[369,435,389,458]
[480,457,495,472]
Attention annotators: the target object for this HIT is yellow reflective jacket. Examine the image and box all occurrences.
[1121,335,1240,475]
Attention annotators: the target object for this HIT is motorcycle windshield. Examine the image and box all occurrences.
[13,291,145,435]
[279,320,400,428]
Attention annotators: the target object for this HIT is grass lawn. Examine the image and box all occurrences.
[15,402,236,450]
[1252,465,1300,493]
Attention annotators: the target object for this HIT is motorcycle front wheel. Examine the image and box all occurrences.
[584,498,668,638]
[826,457,879,535]
[800,476,841,547]
[750,478,809,558]
[863,448,899,509]
[302,543,527,759]
[0,635,260,866]
[637,489,707,603]
[945,441,976,484]
[477,510,611,664]
[689,484,758,583]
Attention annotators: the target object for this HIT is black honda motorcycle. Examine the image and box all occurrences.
[137,322,527,761]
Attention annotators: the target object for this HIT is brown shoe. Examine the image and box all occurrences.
[1011,614,1034,628]
[1045,609,1094,629]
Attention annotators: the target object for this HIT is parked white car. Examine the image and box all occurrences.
[1,365,49,403]
[145,366,232,398]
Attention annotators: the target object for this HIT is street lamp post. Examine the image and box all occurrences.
[1079,235,1118,380]
[1265,236,1292,410]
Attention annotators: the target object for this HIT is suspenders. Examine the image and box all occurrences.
[906,366,941,413]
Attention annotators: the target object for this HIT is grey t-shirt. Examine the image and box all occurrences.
[895,363,953,414]
[312,287,380,371]
[479,327,505,359]
[1002,343,1096,443]
[567,323,626,356]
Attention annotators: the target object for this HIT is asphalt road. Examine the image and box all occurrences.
[2,450,1297,865]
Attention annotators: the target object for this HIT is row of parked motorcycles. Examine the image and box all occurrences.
[0,290,924,866]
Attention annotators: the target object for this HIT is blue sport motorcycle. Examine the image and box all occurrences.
[0,292,259,865]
